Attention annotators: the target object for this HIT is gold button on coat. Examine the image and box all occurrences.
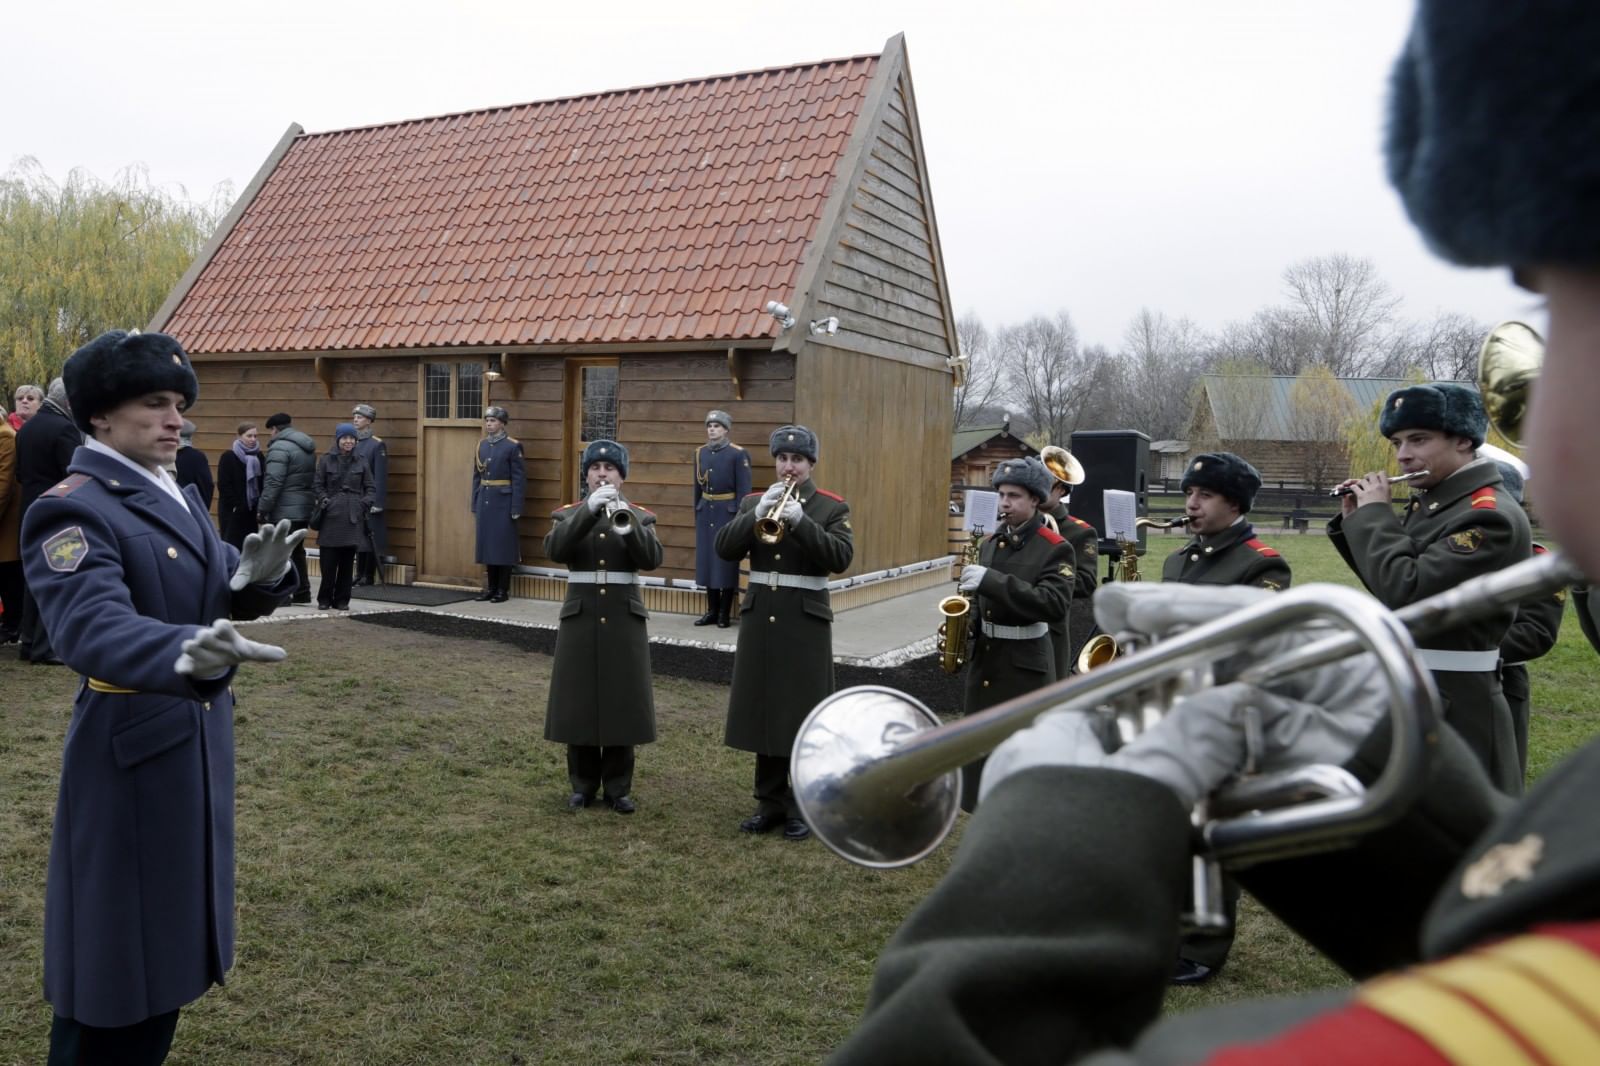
[769,616,776,622]
[167,547,178,558]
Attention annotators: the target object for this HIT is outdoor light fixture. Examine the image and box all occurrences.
[808,316,840,337]
[484,369,504,381]
[765,300,796,330]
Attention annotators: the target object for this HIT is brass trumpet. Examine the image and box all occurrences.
[754,478,800,544]
[604,498,633,534]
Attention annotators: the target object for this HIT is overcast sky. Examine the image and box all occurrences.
[5,0,1542,352]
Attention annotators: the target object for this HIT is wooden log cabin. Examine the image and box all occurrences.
[151,34,959,612]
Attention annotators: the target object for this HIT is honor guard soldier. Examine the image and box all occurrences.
[1330,382,1531,794]
[717,425,853,841]
[1165,452,1291,591]
[1490,463,1564,783]
[472,406,525,602]
[692,409,751,628]
[954,456,1074,812]
[350,403,387,585]
[1163,451,1291,985]
[544,440,662,814]
[22,330,301,1064]
[1039,445,1099,675]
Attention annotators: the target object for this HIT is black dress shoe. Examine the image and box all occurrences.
[739,812,783,834]
[608,796,637,815]
[567,793,593,811]
[1171,959,1216,986]
[693,610,718,626]
[489,592,510,603]
[782,818,811,841]
[32,655,64,666]
[292,593,312,605]
[475,589,495,601]
[317,601,332,611]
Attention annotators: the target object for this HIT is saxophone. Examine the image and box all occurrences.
[937,530,983,674]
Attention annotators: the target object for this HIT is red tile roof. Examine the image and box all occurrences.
[166,54,880,354]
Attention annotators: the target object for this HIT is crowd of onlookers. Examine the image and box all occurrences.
[0,388,389,653]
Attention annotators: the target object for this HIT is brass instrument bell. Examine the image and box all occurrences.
[1477,320,1543,448]
[1040,445,1086,486]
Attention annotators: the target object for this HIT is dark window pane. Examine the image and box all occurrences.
[425,364,451,419]
[458,362,484,420]
[581,366,618,442]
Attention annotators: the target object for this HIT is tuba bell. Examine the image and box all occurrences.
[1477,320,1543,448]
[1040,445,1085,487]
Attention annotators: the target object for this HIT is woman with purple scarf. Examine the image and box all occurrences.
[216,421,264,548]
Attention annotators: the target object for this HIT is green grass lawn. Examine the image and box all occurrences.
[0,535,1594,1062]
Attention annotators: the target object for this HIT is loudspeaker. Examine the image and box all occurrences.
[1067,429,1150,551]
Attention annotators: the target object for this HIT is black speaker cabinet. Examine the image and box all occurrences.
[1067,429,1151,552]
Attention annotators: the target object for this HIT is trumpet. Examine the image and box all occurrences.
[1329,470,1430,497]
[754,478,800,545]
[604,498,633,534]
[791,550,1580,873]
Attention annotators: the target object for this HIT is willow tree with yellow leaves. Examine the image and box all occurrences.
[0,158,226,391]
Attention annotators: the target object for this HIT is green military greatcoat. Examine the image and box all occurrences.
[717,479,853,754]
[1047,501,1099,677]
[1160,519,1291,590]
[1499,543,1565,781]
[1329,458,1530,794]
[543,498,664,746]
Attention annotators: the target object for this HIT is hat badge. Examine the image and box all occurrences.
[1193,461,1203,471]
[1395,397,1404,409]
[172,354,182,365]
[787,433,795,441]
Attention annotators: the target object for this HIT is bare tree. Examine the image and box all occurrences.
[953,311,1006,429]
[995,312,1104,445]
[1281,254,1403,375]
[1111,308,1208,438]
[1379,310,1487,379]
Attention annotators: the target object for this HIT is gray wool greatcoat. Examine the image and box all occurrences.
[473,435,526,566]
[314,450,376,549]
[21,446,295,1027]
[543,497,663,746]
[716,480,853,755]
[352,433,388,555]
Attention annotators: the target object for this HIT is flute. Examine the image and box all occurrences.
[1329,470,1430,497]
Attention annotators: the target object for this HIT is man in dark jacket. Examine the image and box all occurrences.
[258,412,317,604]
[23,329,300,1065]
[15,377,81,662]
[172,420,213,511]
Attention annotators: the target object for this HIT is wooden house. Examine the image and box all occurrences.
[153,34,959,611]
[950,422,1036,497]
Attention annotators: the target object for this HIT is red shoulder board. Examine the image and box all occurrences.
[554,501,580,514]
[1068,515,1095,532]
[743,491,764,499]
[1470,486,1498,510]
[42,474,91,498]
[633,505,655,516]
[1038,526,1065,545]
[1245,538,1280,558]
[1533,542,1548,556]
[814,488,845,502]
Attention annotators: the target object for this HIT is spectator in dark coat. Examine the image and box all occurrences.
[216,422,264,549]
[0,417,19,643]
[10,384,42,430]
[14,378,81,662]
[313,424,375,611]
[259,413,317,604]
[172,420,213,512]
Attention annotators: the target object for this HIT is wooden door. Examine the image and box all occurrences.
[562,358,619,499]
[418,359,488,584]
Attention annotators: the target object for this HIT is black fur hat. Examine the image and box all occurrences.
[992,456,1054,504]
[770,424,819,462]
[1378,383,1487,448]
[1386,7,1600,268]
[1181,452,1263,514]
[63,330,198,434]
[582,438,629,479]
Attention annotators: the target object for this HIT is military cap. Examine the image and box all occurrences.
[63,330,198,434]
[335,422,358,442]
[770,424,819,462]
[705,409,732,431]
[1181,452,1263,514]
[582,438,629,479]
[352,403,378,421]
[180,419,196,441]
[485,406,510,423]
[992,456,1054,504]
[1379,383,1488,448]
[1493,461,1525,504]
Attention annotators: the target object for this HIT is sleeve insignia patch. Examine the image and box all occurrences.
[1461,834,1543,899]
[1447,529,1484,554]
[842,518,852,530]
[43,527,89,572]
[1260,579,1282,591]
[1059,564,1072,576]
[1084,544,1098,558]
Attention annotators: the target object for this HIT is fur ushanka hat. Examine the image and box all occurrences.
[63,330,198,434]
[1379,383,1488,448]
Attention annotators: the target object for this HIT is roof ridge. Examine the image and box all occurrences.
[299,50,883,140]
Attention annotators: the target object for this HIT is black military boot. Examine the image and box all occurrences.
[476,567,497,601]
[694,589,719,626]
[717,588,734,628]
[491,567,511,603]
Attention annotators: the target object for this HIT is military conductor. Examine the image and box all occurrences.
[544,440,662,814]
[473,406,525,602]
[692,409,751,627]
[716,425,853,841]
[22,329,301,1064]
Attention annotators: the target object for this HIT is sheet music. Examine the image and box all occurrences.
[962,490,998,533]
[1103,489,1137,541]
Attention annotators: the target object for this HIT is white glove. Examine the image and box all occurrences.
[229,520,308,592]
[760,482,788,507]
[175,619,288,677]
[957,564,988,593]
[369,506,383,515]
[780,499,804,527]
[586,483,619,514]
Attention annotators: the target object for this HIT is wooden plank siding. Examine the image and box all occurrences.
[952,438,1037,492]
[793,342,950,576]
[189,359,419,555]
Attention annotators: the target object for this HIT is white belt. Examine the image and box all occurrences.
[747,570,829,591]
[1417,648,1500,672]
[566,571,637,585]
[1503,661,1527,669]
[981,620,1049,640]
